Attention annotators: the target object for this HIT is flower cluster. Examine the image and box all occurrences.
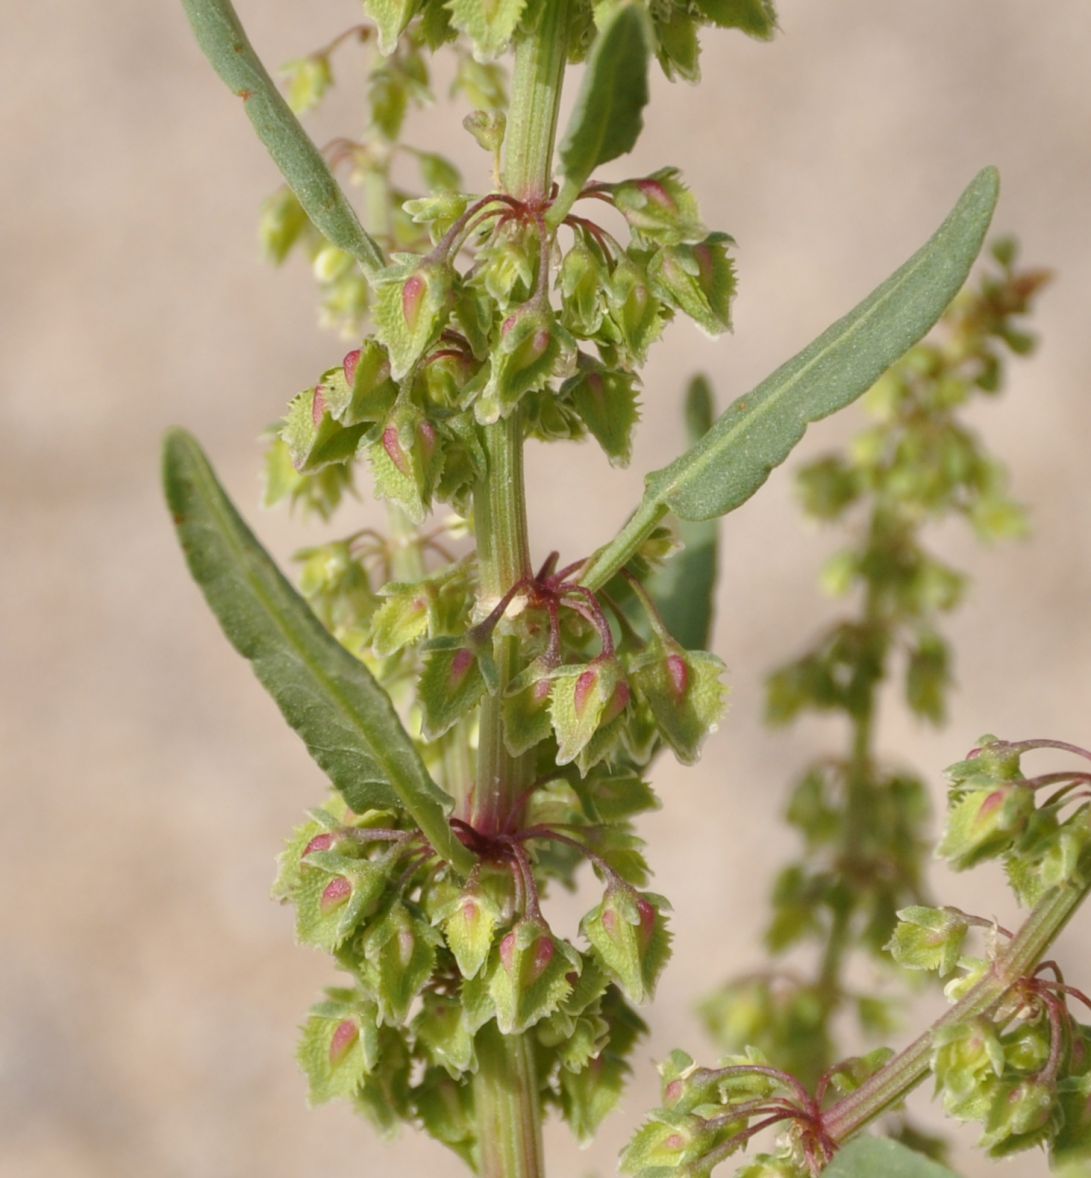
[251,2,751,1157]
[625,739,1091,1175]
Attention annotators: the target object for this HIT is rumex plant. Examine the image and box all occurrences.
[166,1,1089,1175]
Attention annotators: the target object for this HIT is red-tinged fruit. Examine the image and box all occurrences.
[320,876,352,913]
[328,1018,359,1065]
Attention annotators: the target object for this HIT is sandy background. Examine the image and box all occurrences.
[2,2,1090,1176]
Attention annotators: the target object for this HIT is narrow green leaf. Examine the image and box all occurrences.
[181,0,384,276]
[645,376,719,649]
[549,4,652,225]
[162,428,474,875]
[649,168,998,519]
[581,167,1000,590]
[825,1137,961,1178]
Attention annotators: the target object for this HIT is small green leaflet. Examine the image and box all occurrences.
[549,3,652,226]
[581,167,1000,590]
[362,0,418,56]
[180,0,384,276]
[162,429,475,876]
[693,0,778,39]
[447,0,529,62]
[825,1137,961,1178]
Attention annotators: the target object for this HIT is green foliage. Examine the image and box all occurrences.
[643,377,720,651]
[581,167,1002,590]
[645,168,999,519]
[552,3,652,222]
[169,3,1087,1176]
[823,1137,960,1178]
[162,430,473,875]
[181,0,385,275]
[582,887,672,1004]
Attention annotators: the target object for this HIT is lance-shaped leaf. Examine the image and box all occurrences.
[824,1136,960,1178]
[549,3,652,225]
[581,168,1000,591]
[162,429,475,876]
[644,376,720,650]
[181,0,384,277]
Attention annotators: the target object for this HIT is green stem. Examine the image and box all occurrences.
[471,413,533,836]
[816,708,874,1002]
[468,5,570,1172]
[475,1025,545,1178]
[580,499,668,592]
[501,0,571,201]
[816,623,878,1001]
[823,873,1091,1143]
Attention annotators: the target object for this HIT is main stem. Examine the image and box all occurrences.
[468,2,569,1173]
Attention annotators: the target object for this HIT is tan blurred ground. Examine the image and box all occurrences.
[2,3,1090,1176]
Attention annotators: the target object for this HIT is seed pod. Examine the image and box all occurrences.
[581,887,671,1005]
[487,918,580,1034]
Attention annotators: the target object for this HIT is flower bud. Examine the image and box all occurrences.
[647,232,736,337]
[281,383,368,474]
[549,656,625,766]
[980,1077,1056,1153]
[422,347,479,408]
[606,255,664,364]
[297,998,379,1104]
[374,258,454,378]
[327,339,397,425]
[938,782,1034,870]
[480,224,540,310]
[564,362,640,467]
[439,887,501,980]
[886,905,970,977]
[631,640,727,765]
[581,887,670,1005]
[418,639,489,739]
[463,109,506,154]
[621,1111,721,1172]
[368,402,444,523]
[259,187,308,264]
[613,167,704,245]
[501,657,556,757]
[487,919,579,1034]
[559,239,608,337]
[476,306,565,424]
[933,1018,1005,1120]
[359,901,440,1025]
[282,53,333,114]
[314,244,353,284]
